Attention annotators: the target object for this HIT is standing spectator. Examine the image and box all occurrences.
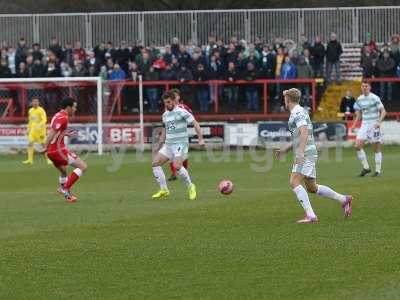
[208,54,223,106]
[31,59,45,77]
[310,35,325,78]
[144,66,160,112]
[0,59,12,78]
[193,63,210,112]
[162,45,173,65]
[16,62,29,78]
[63,43,74,67]
[115,40,131,72]
[326,32,343,83]
[45,61,61,77]
[171,37,180,57]
[60,62,73,77]
[136,50,152,73]
[25,55,34,77]
[281,56,297,79]
[243,62,259,111]
[31,43,44,62]
[7,47,16,75]
[177,45,191,67]
[160,64,176,81]
[376,50,396,101]
[49,37,63,61]
[363,33,378,54]
[105,41,116,61]
[223,62,240,110]
[15,38,29,67]
[296,55,313,107]
[109,63,126,80]
[94,42,107,64]
[176,65,193,100]
[72,60,88,77]
[225,43,238,63]
[360,46,377,78]
[85,50,101,74]
[340,90,356,117]
[297,34,311,54]
[390,34,400,65]
[128,62,141,81]
[73,41,86,61]
[260,44,275,79]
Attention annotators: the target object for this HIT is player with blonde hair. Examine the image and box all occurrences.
[275,88,353,223]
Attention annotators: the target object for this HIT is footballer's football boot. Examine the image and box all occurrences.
[296,215,319,224]
[152,189,170,199]
[188,184,197,201]
[358,168,371,177]
[342,195,353,218]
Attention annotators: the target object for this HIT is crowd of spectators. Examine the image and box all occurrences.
[361,34,400,102]
[0,34,345,112]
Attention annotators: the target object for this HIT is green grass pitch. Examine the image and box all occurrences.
[1,147,399,299]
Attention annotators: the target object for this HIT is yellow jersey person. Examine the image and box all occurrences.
[22,97,52,165]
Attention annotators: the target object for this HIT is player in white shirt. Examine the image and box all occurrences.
[152,91,205,200]
[351,82,386,177]
[276,88,353,224]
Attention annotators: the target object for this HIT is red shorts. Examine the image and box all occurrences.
[47,148,78,167]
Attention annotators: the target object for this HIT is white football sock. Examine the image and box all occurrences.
[375,152,382,173]
[292,185,316,218]
[356,149,370,169]
[59,176,67,185]
[152,166,168,190]
[177,166,192,188]
[317,185,346,203]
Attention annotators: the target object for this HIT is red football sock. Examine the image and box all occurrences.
[183,159,188,169]
[170,162,177,176]
[64,168,82,190]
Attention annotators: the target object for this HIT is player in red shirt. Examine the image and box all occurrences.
[168,89,191,181]
[44,97,87,203]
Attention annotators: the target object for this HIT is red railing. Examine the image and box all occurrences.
[103,78,317,122]
[0,78,318,123]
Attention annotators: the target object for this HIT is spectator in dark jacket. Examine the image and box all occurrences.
[223,62,241,110]
[260,45,275,79]
[340,90,356,117]
[15,38,29,67]
[144,66,160,112]
[0,59,12,78]
[31,59,45,77]
[376,50,396,101]
[310,35,325,78]
[193,63,210,112]
[94,42,107,64]
[360,46,377,78]
[160,64,176,81]
[162,45,173,65]
[296,55,314,107]
[72,60,88,77]
[45,62,61,77]
[176,65,193,99]
[326,33,343,83]
[16,62,29,78]
[243,62,259,111]
[49,37,63,61]
[31,43,44,62]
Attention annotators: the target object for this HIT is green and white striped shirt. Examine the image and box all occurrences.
[288,104,318,158]
[162,106,195,145]
[354,92,384,124]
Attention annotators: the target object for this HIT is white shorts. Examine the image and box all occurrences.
[159,144,188,161]
[356,123,382,144]
[292,156,317,179]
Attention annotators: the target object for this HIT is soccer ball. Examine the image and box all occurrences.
[219,180,234,195]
